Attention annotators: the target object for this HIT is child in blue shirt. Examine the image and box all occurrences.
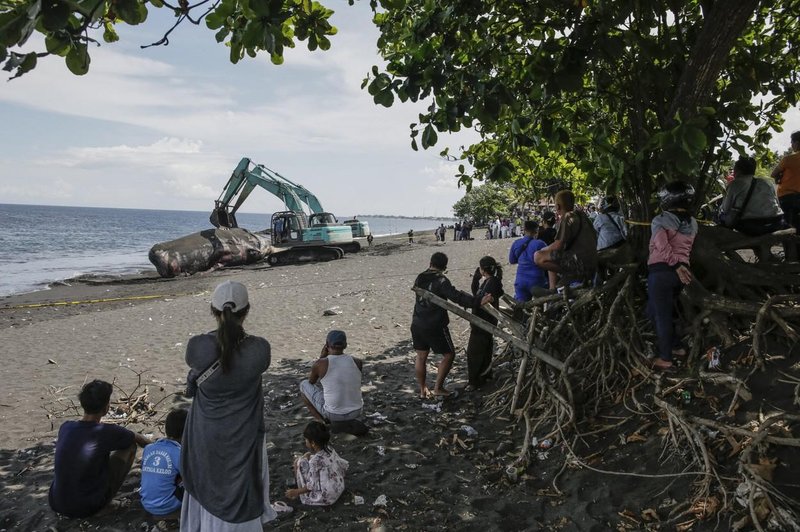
[140,408,188,517]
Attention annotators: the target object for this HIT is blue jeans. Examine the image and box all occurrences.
[647,266,683,362]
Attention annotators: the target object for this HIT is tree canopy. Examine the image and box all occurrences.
[0,0,338,78]
[3,0,799,218]
[365,0,800,217]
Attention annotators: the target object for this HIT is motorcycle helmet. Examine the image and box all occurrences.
[599,195,620,213]
[658,181,695,210]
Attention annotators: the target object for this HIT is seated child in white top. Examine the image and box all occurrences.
[285,422,348,506]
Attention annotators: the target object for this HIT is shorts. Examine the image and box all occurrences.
[550,249,593,282]
[298,380,361,422]
[411,324,456,355]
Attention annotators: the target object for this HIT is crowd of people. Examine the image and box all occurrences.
[47,133,799,529]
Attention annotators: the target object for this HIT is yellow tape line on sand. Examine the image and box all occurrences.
[1,294,178,310]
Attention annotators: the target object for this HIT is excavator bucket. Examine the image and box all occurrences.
[210,207,238,228]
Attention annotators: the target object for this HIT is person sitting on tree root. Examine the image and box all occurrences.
[411,252,493,398]
[719,156,785,236]
[646,181,698,372]
[534,190,598,289]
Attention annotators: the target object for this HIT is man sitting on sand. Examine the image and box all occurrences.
[411,252,493,398]
[299,330,364,425]
[49,379,152,518]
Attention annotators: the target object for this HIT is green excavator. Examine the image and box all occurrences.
[210,157,360,265]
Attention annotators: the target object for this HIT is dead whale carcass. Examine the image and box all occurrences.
[149,228,272,278]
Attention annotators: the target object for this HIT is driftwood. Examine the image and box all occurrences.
[414,227,800,528]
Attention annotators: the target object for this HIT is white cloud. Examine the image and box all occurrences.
[52,137,203,167]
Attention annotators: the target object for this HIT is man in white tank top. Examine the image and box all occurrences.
[299,330,363,423]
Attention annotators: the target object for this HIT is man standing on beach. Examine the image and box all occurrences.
[411,252,493,398]
[299,330,364,424]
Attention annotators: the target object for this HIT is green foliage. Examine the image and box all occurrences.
[452,182,514,225]
[367,1,800,216]
[0,0,338,77]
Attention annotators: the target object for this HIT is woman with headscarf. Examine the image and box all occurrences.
[181,280,279,531]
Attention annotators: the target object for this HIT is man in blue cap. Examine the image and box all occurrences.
[299,330,363,424]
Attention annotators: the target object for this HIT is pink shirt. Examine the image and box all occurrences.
[648,211,697,267]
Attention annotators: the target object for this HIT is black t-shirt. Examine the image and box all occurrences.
[49,420,135,517]
[539,227,557,245]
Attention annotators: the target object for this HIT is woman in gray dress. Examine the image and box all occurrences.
[181,281,278,531]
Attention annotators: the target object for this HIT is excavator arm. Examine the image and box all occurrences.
[210,157,322,228]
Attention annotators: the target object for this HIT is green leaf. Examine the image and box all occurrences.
[116,0,147,25]
[683,127,707,152]
[102,22,119,43]
[215,27,229,43]
[270,52,284,65]
[45,32,71,54]
[5,51,37,79]
[150,0,164,7]
[374,89,394,107]
[65,42,89,74]
[421,124,438,148]
[42,0,70,31]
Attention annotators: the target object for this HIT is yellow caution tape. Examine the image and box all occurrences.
[1,294,178,310]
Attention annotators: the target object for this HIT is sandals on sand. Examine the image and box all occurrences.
[271,501,294,515]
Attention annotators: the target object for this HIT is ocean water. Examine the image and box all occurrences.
[0,204,448,297]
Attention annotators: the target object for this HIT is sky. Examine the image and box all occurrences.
[0,4,476,217]
[1,6,798,217]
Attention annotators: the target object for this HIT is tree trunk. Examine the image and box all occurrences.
[666,0,761,124]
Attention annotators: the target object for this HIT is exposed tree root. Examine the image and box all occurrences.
[423,228,800,527]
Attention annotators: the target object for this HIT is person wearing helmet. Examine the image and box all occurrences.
[646,181,698,372]
[593,195,627,250]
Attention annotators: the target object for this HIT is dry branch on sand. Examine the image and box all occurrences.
[418,227,800,529]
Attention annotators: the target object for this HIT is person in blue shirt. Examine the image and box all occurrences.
[140,408,188,517]
[508,220,549,301]
[49,380,152,518]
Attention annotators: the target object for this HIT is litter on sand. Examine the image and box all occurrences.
[353,495,365,505]
[460,425,478,437]
[373,495,388,507]
[421,403,442,413]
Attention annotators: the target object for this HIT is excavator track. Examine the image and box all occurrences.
[266,246,344,266]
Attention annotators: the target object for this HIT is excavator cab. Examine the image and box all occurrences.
[309,212,339,226]
[271,211,304,245]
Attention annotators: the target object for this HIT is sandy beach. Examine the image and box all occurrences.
[1,231,782,531]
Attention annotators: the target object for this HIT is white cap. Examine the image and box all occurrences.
[211,281,249,312]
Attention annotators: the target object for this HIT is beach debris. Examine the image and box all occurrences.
[505,465,518,482]
[377,445,386,456]
[536,451,549,461]
[706,346,722,369]
[373,494,388,507]
[421,402,442,413]
[47,358,57,365]
[323,307,342,316]
[366,412,390,423]
[404,463,419,469]
[460,425,478,437]
[538,438,552,449]
[353,495,365,505]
